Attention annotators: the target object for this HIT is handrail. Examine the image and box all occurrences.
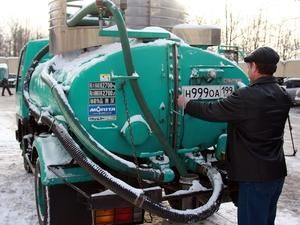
[67,2,99,27]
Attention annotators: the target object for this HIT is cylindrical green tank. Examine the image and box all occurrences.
[29,39,248,158]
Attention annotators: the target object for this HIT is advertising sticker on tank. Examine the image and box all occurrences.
[88,79,116,121]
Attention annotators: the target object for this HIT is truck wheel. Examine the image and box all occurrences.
[35,159,50,225]
[34,159,91,225]
[23,156,32,173]
[21,138,33,173]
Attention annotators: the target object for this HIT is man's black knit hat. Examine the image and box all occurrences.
[244,47,280,64]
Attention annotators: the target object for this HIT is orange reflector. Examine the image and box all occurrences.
[94,208,134,225]
[95,209,114,225]
[96,209,114,216]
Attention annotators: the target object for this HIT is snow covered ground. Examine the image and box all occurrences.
[0,92,299,225]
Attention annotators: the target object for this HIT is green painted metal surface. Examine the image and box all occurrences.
[16,39,50,120]
[33,134,93,185]
[99,0,187,176]
[27,40,249,161]
[36,168,46,218]
[41,71,175,182]
[67,45,172,156]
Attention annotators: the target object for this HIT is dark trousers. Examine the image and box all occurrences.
[238,178,285,225]
[1,86,12,96]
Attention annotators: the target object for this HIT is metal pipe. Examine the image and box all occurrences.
[41,72,175,183]
[99,0,188,177]
[23,45,173,183]
[66,2,99,27]
[286,114,297,156]
[171,43,180,149]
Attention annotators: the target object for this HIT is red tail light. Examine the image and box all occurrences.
[94,207,143,225]
[115,208,133,224]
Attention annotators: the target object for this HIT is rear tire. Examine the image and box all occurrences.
[34,159,91,225]
[21,137,33,173]
[23,156,32,173]
[35,159,49,225]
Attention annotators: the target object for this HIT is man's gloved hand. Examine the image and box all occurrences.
[177,95,189,109]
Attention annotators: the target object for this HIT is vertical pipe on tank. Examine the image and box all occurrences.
[171,44,179,150]
[99,0,188,177]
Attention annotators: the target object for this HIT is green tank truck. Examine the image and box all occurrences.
[15,1,249,224]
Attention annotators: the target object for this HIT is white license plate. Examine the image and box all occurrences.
[182,85,234,100]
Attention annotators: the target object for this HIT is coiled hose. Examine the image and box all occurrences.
[23,47,223,223]
[24,51,174,183]
[40,72,174,183]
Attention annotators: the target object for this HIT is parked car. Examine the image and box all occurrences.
[295,88,300,105]
[8,73,17,87]
[282,78,300,106]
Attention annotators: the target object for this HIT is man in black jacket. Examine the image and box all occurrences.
[177,47,292,225]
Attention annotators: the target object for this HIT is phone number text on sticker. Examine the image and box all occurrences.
[183,85,234,100]
[89,90,115,97]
